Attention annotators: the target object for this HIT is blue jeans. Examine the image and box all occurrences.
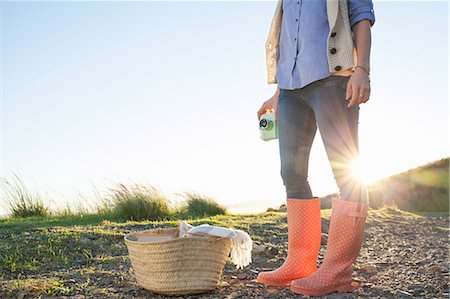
[278,75,369,204]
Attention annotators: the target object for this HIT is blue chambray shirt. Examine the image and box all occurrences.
[276,0,375,90]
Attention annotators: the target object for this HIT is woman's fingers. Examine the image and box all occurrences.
[257,106,270,120]
[347,83,371,107]
[357,85,370,104]
[346,71,371,108]
[345,78,353,101]
[362,87,371,103]
[257,107,265,121]
[258,99,277,120]
[348,85,360,108]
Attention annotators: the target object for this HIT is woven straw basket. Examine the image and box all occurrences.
[124,226,233,296]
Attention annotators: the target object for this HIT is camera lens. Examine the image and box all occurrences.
[259,119,268,129]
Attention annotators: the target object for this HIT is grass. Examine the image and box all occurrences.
[0,175,230,223]
[0,160,447,297]
[106,183,172,221]
[176,191,228,218]
[0,213,122,230]
[1,173,48,218]
[2,158,447,220]
[0,210,282,286]
[370,157,449,212]
[0,183,232,294]
[1,203,445,298]
[413,210,449,217]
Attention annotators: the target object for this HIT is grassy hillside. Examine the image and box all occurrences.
[1,206,448,298]
[0,159,448,298]
[320,157,449,212]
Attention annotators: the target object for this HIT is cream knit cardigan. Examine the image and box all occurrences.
[265,0,356,85]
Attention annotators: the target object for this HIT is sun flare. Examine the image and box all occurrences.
[349,157,370,184]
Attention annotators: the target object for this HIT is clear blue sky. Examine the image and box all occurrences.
[1,1,448,214]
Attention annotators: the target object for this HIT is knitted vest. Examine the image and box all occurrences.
[265,0,355,85]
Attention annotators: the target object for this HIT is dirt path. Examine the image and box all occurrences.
[1,207,448,298]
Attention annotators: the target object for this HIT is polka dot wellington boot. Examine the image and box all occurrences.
[290,197,368,296]
[256,197,322,287]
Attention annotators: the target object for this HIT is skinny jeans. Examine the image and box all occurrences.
[278,74,369,204]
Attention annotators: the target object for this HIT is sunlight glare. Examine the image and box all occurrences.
[349,157,369,184]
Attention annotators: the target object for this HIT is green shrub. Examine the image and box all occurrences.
[1,172,48,218]
[107,183,171,221]
[180,192,227,217]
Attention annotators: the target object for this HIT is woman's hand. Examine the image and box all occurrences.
[257,91,279,121]
[345,67,371,108]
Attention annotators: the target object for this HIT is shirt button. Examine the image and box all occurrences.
[296,19,298,22]
[335,66,342,71]
[330,48,337,54]
[294,38,297,41]
[330,32,337,37]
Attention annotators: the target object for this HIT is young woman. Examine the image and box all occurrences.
[255,0,375,296]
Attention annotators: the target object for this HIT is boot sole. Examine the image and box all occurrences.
[255,275,293,287]
[290,282,355,296]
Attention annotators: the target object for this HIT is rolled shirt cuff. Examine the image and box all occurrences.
[350,13,376,28]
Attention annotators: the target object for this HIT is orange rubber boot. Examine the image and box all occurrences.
[256,197,321,287]
[290,198,368,296]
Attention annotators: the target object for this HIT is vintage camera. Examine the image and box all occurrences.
[259,111,278,141]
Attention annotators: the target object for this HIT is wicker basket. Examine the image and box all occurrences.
[124,226,233,296]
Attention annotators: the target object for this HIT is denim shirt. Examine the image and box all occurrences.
[276,0,375,90]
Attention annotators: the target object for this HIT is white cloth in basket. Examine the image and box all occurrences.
[178,221,252,269]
